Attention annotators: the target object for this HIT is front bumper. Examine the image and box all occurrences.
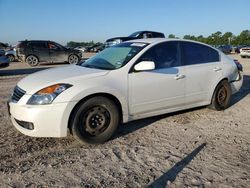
[9,100,77,137]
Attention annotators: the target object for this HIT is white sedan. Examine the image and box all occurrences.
[240,47,250,58]
[8,38,243,143]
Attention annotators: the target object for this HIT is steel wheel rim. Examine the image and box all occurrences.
[81,106,111,137]
[217,86,227,106]
[69,55,78,64]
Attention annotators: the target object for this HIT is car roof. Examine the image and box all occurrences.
[19,40,54,43]
[126,38,218,49]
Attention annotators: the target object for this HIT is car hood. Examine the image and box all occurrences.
[17,65,109,94]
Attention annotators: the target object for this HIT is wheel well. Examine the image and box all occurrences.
[68,93,123,133]
[6,54,14,57]
[210,78,229,102]
[69,53,79,58]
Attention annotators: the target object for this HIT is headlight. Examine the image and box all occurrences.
[27,84,72,105]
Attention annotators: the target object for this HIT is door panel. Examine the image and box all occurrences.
[48,42,68,62]
[128,67,185,115]
[185,62,222,105]
[29,42,50,62]
[180,41,222,105]
[128,41,186,115]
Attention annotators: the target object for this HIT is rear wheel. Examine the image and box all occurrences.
[26,55,39,66]
[209,80,231,110]
[241,56,246,58]
[71,96,120,144]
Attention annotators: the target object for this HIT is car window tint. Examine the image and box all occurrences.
[139,41,180,69]
[182,42,219,65]
[49,43,58,49]
[28,42,47,49]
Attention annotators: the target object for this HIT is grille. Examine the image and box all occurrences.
[11,86,26,103]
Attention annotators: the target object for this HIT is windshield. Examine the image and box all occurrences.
[81,42,147,70]
[128,31,142,38]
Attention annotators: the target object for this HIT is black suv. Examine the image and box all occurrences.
[16,40,82,66]
[105,31,165,48]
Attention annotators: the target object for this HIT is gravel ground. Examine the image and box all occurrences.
[0,54,249,187]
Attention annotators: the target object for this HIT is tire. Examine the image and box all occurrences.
[7,54,15,62]
[26,55,39,66]
[209,80,232,110]
[68,54,79,64]
[241,56,246,58]
[71,96,120,144]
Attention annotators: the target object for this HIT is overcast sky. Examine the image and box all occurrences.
[0,0,250,45]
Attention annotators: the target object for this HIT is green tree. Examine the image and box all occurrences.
[236,30,250,45]
[222,32,233,45]
[168,34,176,38]
[210,31,222,45]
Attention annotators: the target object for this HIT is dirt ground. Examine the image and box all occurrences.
[0,54,249,187]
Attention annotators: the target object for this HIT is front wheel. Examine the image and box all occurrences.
[68,54,79,64]
[7,54,15,62]
[71,96,120,144]
[26,55,39,66]
[209,80,232,110]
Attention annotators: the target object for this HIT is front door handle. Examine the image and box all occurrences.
[213,67,222,72]
[175,74,185,80]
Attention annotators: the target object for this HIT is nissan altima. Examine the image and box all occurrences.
[8,38,243,143]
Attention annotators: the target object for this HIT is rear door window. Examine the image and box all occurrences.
[181,42,219,65]
[28,42,48,49]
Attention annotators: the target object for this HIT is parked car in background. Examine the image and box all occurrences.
[235,45,247,54]
[0,42,8,50]
[9,39,242,144]
[0,55,10,68]
[74,46,86,52]
[16,40,82,66]
[217,45,233,54]
[0,49,5,56]
[5,47,17,62]
[85,44,105,52]
[240,47,250,58]
[105,31,165,48]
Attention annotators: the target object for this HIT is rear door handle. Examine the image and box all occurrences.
[213,67,222,72]
[174,74,185,80]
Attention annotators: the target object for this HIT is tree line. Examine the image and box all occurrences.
[168,30,250,46]
[67,41,103,48]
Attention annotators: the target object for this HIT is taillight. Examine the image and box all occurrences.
[234,59,243,72]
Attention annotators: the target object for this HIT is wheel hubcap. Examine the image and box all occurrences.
[27,56,38,65]
[82,106,110,136]
[69,55,78,64]
[217,86,227,105]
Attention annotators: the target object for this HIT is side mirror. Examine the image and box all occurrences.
[134,61,155,71]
